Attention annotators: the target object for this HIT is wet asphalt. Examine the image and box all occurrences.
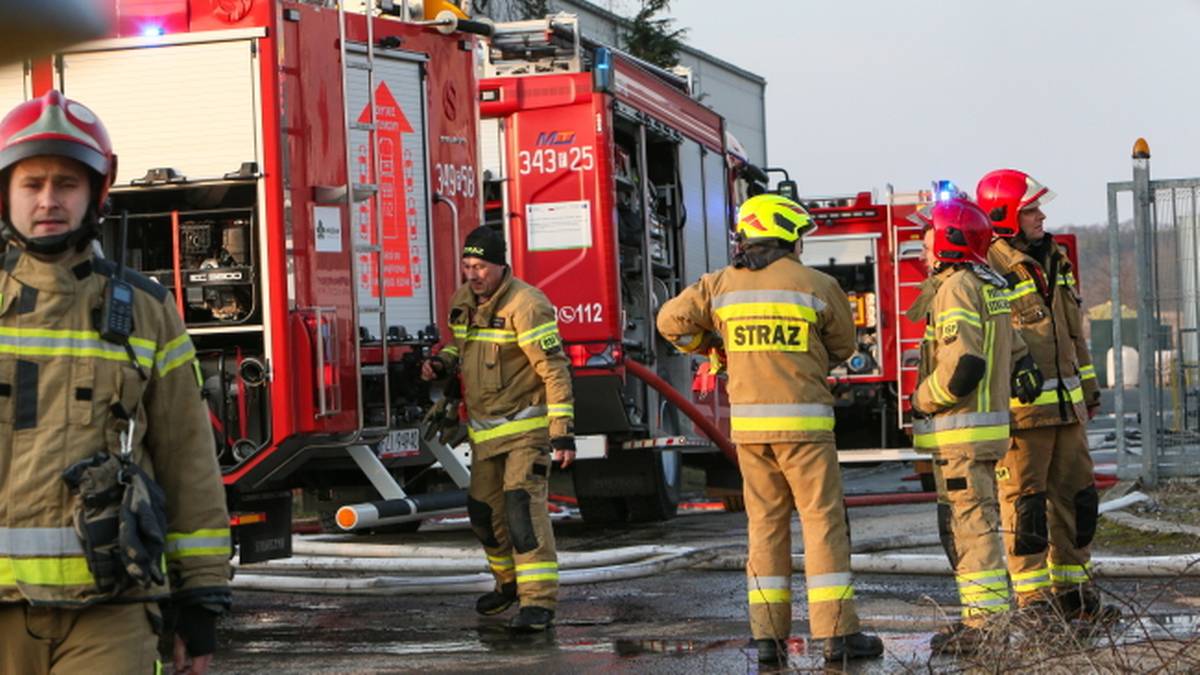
[212,461,1200,674]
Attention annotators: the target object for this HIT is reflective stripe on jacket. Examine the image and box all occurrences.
[0,248,230,606]
[656,254,855,443]
[437,270,574,460]
[912,266,1025,459]
[989,237,1098,428]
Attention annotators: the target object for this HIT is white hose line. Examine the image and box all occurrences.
[287,540,689,565]
[238,546,694,575]
[232,549,713,595]
[1099,491,1149,514]
[698,551,1200,577]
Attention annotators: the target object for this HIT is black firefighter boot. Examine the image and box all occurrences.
[753,638,787,667]
[475,582,517,616]
[510,605,555,632]
[824,631,884,662]
[1055,585,1122,628]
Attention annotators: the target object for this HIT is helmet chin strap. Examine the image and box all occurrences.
[0,214,99,256]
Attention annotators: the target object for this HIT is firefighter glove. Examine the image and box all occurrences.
[62,452,126,594]
[1012,354,1045,405]
[117,459,169,588]
[175,603,220,657]
[420,398,451,442]
[550,435,576,452]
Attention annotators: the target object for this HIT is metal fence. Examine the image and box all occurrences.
[1107,142,1200,485]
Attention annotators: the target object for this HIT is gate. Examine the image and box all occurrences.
[1106,139,1200,484]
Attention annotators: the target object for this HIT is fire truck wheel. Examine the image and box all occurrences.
[576,495,628,525]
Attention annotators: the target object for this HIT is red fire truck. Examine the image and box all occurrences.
[2,0,493,560]
[479,15,748,523]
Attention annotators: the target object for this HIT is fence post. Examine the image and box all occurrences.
[1107,183,1127,473]
[1132,138,1159,487]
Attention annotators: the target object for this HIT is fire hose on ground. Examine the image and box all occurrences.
[234,491,1196,595]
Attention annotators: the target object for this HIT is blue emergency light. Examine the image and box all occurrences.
[934,180,960,202]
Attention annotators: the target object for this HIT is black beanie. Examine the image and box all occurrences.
[462,226,506,266]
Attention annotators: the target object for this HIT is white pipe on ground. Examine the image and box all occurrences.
[1098,491,1149,513]
[288,540,689,562]
[232,549,712,595]
[238,546,693,574]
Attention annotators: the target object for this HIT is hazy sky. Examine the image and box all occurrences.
[656,0,1200,226]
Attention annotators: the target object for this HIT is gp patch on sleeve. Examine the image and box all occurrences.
[940,321,958,344]
[540,333,562,354]
[995,466,1011,481]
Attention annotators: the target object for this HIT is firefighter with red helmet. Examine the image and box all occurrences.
[657,194,883,667]
[0,91,231,674]
[977,169,1116,624]
[421,226,575,633]
[910,197,1042,653]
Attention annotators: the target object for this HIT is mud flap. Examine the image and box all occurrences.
[1074,485,1099,548]
[937,503,959,568]
[467,497,499,548]
[1014,492,1048,555]
[504,489,538,553]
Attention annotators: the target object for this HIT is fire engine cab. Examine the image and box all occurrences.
[479,15,746,523]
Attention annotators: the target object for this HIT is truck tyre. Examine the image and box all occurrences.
[571,449,679,524]
[576,495,627,525]
[625,450,680,522]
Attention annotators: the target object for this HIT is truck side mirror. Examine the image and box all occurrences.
[776,180,799,201]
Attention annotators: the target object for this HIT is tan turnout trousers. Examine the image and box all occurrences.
[741,441,859,640]
[930,448,1009,625]
[0,602,161,674]
[468,445,559,610]
[997,423,1097,604]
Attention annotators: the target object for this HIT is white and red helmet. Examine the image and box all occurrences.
[975,169,1055,238]
[0,90,116,253]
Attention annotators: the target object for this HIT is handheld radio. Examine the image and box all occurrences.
[99,210,135,345]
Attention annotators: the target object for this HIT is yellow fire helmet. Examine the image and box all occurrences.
[735,194,816,244]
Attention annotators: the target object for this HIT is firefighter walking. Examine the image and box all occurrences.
[909,198,1043,653]
[977,169,1117,624]
[0,91,231,674]
[657,194,882,666]
[422,226,575,632]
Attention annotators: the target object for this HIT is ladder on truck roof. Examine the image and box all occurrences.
[338,2,391,435]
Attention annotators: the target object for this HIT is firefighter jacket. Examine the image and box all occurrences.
[912,264,1028,460]
[657,254,855,444]
[0,247,231,607]
[436,269,574,461]
[989,236,1099,428]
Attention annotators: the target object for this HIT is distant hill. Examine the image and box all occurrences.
[1056,223,1137,336]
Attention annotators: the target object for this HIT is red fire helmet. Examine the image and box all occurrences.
[975,168,1055,238]
[0,89,117,214]
[932,198,993,266]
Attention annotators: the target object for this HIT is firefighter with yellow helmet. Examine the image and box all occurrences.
[0,91,231,674]
[657,194,883,666]
[909,197,1043,653]
[977,169,1117,624]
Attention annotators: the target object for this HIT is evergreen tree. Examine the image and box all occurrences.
[621,0,686,68]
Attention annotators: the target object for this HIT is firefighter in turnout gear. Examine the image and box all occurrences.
[421,226,575,632]
[0,91,231,674]
[910,197,1042,654]
[977,169,1117,624]
[657,194,883,666]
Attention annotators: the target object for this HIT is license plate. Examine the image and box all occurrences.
[378,428,420,459]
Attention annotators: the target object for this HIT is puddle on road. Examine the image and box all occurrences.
[223,614,1200,672]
